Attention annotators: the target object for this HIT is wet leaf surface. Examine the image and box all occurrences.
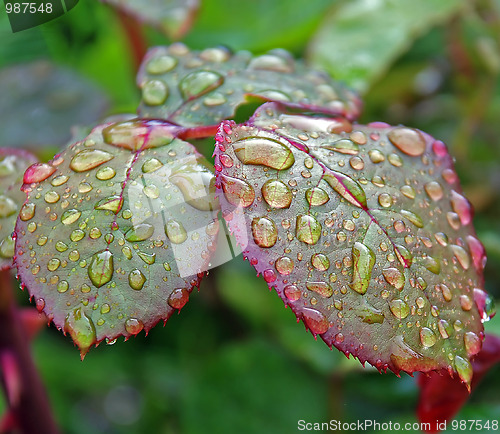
[101,0,199,40]
[0,61,109,149]
[15,120,219,356]
[214,103,488,384]
[137,44,361,127]
[0,149,38,270]
[308,0,464,92]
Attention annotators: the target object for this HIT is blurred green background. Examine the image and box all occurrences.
[1,0,500,432]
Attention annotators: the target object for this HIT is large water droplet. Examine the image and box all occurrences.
[357,300,384,324]
[0,236,14,258]
[455,355,473,389]
[421,256,441,274]
[321,139,359,155]
[311,253,330,271]
[103,120,173,150]
[65,308,96,356]
[165,220,187,244]
[125,318,144,335]
[129,269,146,290]
[350,242,376,295]
[389,299,409,319]
[284,285,301,301]
[323,171,367,208]
[275,256,294,275]
[70,149,114,172]
[296,215,321,245]
[400,210,424,228]
[142,158,164,173]
[382,267,405,290]
[23,163,56,184]
[61,209,81,225]
[125,223,154,242]
[464,331,481,356]
[424,181,443,201]
[261,179,292,209]
[179,71,224,99]
[302,308,329,334]
[420,327,437,347]
[252,217,278,248]
[466,235,486,272]
[305,187,329,206]
[95,195,123,214]
[233,137,295,170]
[306,281,333,297]
[438,319,452,339]
[170,164,217,211]
[146,54,177,74]
[387,127,426,156]
[220,174,255,208]
[142,79,169,106]
[450,245,470,270]
[88,250,114,288]
[138,251,156,265]
[168,288,189,309]
[450,190,472,225]
[19,202,35,221]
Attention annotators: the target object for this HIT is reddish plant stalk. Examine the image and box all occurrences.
[116,9,148,73]
[0,270,59,434]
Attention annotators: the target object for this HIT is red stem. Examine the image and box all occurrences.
[116,9,148,73]
[0,270,59,434]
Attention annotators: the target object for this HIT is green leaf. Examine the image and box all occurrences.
[15,119,219,357]
[137,44,361,127]
[308,0,465,93]
[101,0,199,39]
[214,103,488,386]
[0,149,37,270]
[0,61,109,149]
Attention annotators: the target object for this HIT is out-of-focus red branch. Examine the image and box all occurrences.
[116,9,148,74]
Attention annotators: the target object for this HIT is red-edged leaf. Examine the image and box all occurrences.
[214,103,488,385]
[101,0,199,40]
[417,333,500,433]
[137,44,362,127]
[0,149,38,270]
[15,120,219,357]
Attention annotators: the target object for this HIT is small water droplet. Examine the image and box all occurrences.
[261,179,292,209]
[95,195,123,214]
[143,184,160,199]
[434,232,448,246]
[180,70,224,99]
[450,191,472,225]
[19,202,35,221]
[389,299,409,319]
[420,327,437,347]
[88,250,114,288]
[321,139,359,155]
[168,288,190,309]
[125,224,154,242]
[70,149,114,172]
[368,149,385,163]
[438,319,451,339]
[311,253,330,271]
[350,242,376,295]
[305,187,329,206]
[220,174,255,208]
[306,281,333,297]
[138,251,156,265]
[125,318,144,335]
[252,217,278,248]
[388,153,403,167]
[142,158,164,173]
[142,79,169,105]
[464,331,481,357]
[78,182,93,193]
[447,212,461,230]
[424,181,443,201]
[233,137,295,170]
[378,193,392,208]
[451,244,470,270]
[146,55,178,74]
[349,156,364,170]
[129,269,146,290]
[61,209,81,225]
[466,235,486,272]
[439,283,453,302]
[388,127,426,156]
[455,355,473,388]
[284,285,301,301]
[165,220,187,244]
[302,308,329,334]
[460,294,473,311]
[275,256,294,275]
[382,267,405,290]
[96,166,116,181]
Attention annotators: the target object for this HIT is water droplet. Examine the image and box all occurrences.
[125,223,154,242]
[129,269,146,290]
[47,258,60,272]
[389,299,409,319]
[263,269,277,283]
[103,120,173,150]
[438,319,451,339]
[143,184,160,199]
[275,256,294,275]
[464,332,481,357]
[261,179,292,208]
[451,244,470,270]
[382,267,405,290]
[424,181,443,201]
[165,220,187,244]
[321,139,359,155]
[146,55,177,74]
[168,288,190,309]
[142,79,169,105]
[96,166,116,181]
[302,308,329,334]
[0,196,16,218]
[70,229,85,242]
[350,242,376,295]
[65,308,96,356]
[284,285,301,301]
[442,168,457,184]
[460,294,473,311]
[125,318,143,335]
[252,217,278,248]
[138,251,156,265]
[388,127,426,156]
[95,195,123,214]
[305,187,329,206]
[400,185,415,199]
[473,288,496,322]
[70,149,114,172]
[23,163,56,184]
[388,153,403,167]
[88,250,114,288]
[306,281,333,297]
[296,215,321,245]
[421,256,441,274]
[68,250,80,262]
[450,191,472,225]
[420,327,437,347]
[400,210,423,228]
[57,280,69,293]
[220,174,255,208]
[142,158,163,173]
[349,156,364,170]
[0,236,14,258]
[368,150,385,163]
[61,209,81,225]
[219,154,233,167]
[203,92,228,106]
[233,137,295,170]
[434,232,448,246]
[122,246,133,259]
[455,355,473,389]
[19,202,35,221]
[249,54,293,72]
[439,283,453,302]
[200,47,231,62]
[378,193,392,208]
[27,222,37,233]
[311,253,330,271]
[79,182,93,193]
[179,70,224,99]
[55,241,68,252]
[466,235,486,272]
[100,303,110,314]
[323,171,367,208]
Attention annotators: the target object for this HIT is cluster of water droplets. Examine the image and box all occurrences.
[15,120,221,356]
[214,105,491,384]
[137,43,361,127]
